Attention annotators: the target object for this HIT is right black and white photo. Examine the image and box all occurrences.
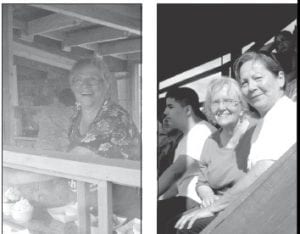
[157,4,297,234]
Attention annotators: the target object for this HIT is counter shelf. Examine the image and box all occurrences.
[3,145,141,234]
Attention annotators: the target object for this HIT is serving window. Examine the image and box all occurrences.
[3,4,142,234]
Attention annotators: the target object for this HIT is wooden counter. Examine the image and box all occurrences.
[3,145,141,234]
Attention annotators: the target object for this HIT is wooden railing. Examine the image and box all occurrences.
[3,145,141,234]
[202,144,297,234]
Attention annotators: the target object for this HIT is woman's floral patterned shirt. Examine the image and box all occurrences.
[69,99,140,161]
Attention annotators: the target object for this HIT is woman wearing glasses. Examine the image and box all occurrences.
[68,58,140,161]
[162,77,258,234]
[68,58,141,219]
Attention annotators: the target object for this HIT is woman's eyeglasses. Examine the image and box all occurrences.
[72,77,103,87]
[211,99,240,109]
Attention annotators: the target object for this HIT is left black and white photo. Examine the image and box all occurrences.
[2,4,142,234]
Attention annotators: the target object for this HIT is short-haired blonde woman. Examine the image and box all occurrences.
[163,77,258,234]
[68,58,140,160]
[68,58,141,220]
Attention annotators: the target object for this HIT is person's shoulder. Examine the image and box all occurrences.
[245,111,260,128]
[106,100,130,116]
[203,128,221,145]
[275,96,296,114]
[262,96,296,133]
[196,120,217,133]
[188,121,216,140]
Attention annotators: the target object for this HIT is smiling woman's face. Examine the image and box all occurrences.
[71,64,108,108]
[239,60,284,116]
[211,85,242,129]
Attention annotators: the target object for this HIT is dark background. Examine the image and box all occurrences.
[157,4,297,82]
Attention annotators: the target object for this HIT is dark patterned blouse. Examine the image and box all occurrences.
[69,99,140,161]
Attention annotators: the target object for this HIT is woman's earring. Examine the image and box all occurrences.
[239,111,244,121]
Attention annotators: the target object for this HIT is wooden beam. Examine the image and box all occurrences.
[114,72,128,79]
[27,13,82,35]
[159,62,231,94]
[14,55,68,76]
[98,38,141,56]
[32,4,141,35]
[98,181,113,234]
[42,30,65,41]
[43,30,135,60]
[100,4,141,20]
[3,5,15,145]
[63,26,128,47]
[20,34,34,42]
[103,56,127,73]
[42,32,98,53]
[77,182,91,234]
[13,18,26,32]
[70,46,95,58]
[13,41,127,74]
[127,52,141,62]
[3,146,141,187]
[12,41,75,70]
[111,54,127,60]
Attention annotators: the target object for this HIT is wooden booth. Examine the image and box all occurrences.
[2,4,141,234]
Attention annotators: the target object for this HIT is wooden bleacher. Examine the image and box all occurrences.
[202,144,297,234]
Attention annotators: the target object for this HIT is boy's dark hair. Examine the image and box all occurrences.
[165,87,207,120]
[275,30,293,41]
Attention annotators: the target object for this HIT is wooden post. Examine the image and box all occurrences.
[128,62,141,132]
[3,4,15,145]
[77,181,91,234]
[97,180,113,234]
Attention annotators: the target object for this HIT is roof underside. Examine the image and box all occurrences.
[158,4,297,82]
[10,3,142,69]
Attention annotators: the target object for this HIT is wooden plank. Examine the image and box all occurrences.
[77,181,91,234]
[42,30,66,41]
[32,4,141,35]
[202,144,296,234]
[127,52,141,62]
[128,62,141,132]
[159,62,231,94]
[272,207,297,234]
[12,41,75,70]
[43,30,135,60]
[111,54,128,60]
[14,55,69,76]
[13,18,26,32]
[19,34,34,42]
[64,26,128,47]
[69,45,94,58]
[42,31,98,52]
[114,72,128,79]
[27,13,82,35]
[104,56,127,73]
[100,4,141,20]
[3,147,141,187]
[14,47,126,75]
[98,38,141,56]
[97,181,113,234]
